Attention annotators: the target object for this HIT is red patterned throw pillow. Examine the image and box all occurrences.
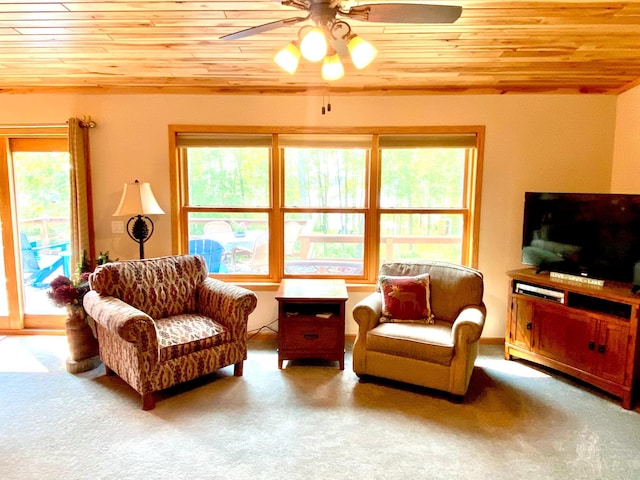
[380,274,434,324]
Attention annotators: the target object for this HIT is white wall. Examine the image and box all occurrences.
[0,93,617,338]
[612,84,640,193]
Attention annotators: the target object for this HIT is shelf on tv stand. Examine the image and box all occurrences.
[506,268,640,409]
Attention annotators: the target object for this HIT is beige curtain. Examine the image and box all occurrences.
[68,118,95,273]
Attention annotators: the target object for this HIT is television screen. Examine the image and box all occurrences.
[521,192,640,283]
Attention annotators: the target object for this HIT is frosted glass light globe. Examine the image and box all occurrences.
[321,53,345,81]
[274,43,301,74]
[348,35,377,69]
[300,28,328,62]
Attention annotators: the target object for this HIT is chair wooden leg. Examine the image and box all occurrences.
[142,392,156,411]
[234,361,244,377]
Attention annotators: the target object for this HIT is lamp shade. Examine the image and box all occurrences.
[113,180,164,216]
[347,35,377,69]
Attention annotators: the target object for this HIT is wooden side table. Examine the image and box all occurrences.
[275,279,348,370]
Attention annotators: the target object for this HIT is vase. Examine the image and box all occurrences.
[65,305,99,370]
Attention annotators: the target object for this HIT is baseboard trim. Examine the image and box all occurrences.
[0,329,65,336]
[248,331,504,345]
[1,329,505,346]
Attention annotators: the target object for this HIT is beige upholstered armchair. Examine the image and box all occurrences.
[352,261,486,399]
[83,254,257,410]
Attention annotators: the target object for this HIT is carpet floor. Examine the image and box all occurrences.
[1,335,639,480]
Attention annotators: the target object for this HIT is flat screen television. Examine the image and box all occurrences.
[521,192,640,284]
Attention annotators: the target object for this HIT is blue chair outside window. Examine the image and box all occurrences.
[20,233,70,288]
[188,238,225,273]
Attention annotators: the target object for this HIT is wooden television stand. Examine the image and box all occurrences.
[506,268,640,409]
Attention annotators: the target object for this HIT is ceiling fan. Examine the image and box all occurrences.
[220,1,463,41]
[220,1,463,81]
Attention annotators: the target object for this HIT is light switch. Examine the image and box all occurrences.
[111,220,124,234]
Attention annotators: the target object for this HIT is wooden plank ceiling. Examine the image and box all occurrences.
[1,1,640,95]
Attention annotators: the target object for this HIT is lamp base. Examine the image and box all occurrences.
[126,215,155,259]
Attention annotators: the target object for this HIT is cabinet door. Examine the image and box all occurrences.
[594,321,629,384]
[534,304,597,372]
[509,297,534,350]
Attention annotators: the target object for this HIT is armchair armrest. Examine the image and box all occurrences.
[83,290,157,347]
[451,304,486,345]
[353,292,383,333]
[196,278,258,339]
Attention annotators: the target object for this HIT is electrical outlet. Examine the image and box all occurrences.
[111,220,124,234]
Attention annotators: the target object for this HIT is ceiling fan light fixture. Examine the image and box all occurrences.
[274,42,301,74]
[347,34,377,70]
[222,1,463,83]
[300,27,328,62]
[321,52,344,81]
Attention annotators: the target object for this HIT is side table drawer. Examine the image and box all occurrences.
[280,320,340,351]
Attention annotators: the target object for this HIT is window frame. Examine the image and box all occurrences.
[169,125,484,285]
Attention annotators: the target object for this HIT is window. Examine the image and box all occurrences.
[378,133,478,266]
[281,134,369,277]
[170,127,483,283]
[178,134,272,276]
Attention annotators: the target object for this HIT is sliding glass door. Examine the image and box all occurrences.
[0,132,70,330]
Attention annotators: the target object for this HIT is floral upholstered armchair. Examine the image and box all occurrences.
[352,261,486,400]
[83,254,257,410]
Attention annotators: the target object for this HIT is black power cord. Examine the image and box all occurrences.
[247,318,278,340]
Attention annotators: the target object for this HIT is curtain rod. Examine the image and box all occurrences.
[0,117,97,129]
[0,123,67,129]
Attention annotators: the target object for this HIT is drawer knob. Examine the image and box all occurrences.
[304,333,319,340]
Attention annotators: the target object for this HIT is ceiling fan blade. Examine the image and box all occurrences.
[220,16,308,40]
[345,4,462,24]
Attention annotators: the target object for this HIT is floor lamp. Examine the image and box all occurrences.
[113,180,164,259]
